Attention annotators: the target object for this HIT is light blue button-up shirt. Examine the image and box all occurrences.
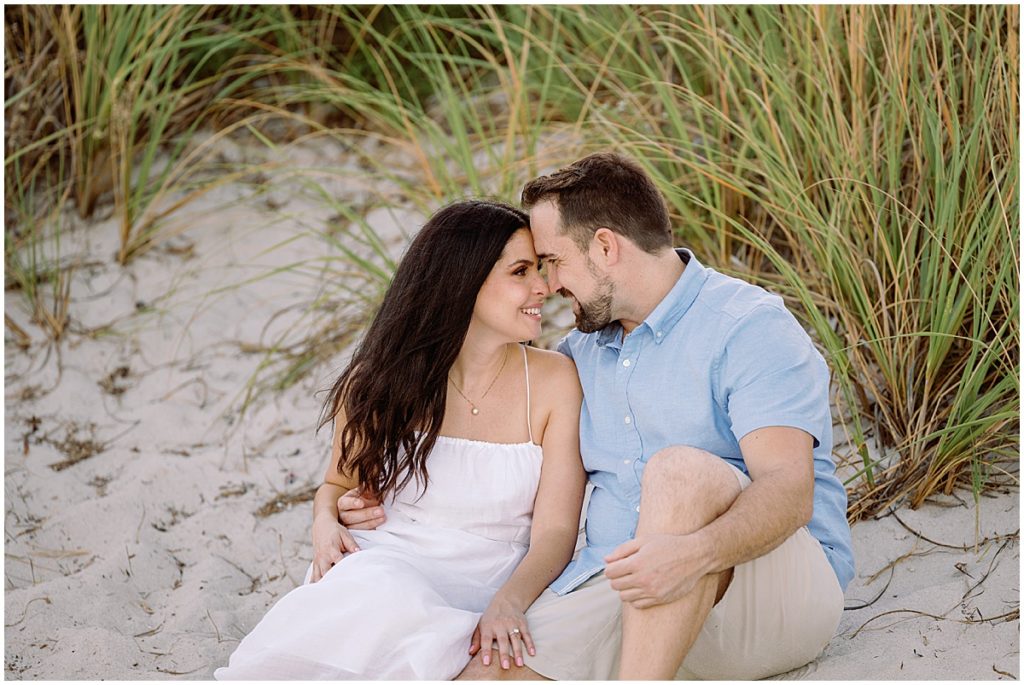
[550,249,854,594]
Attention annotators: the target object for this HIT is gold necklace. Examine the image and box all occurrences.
[448,345,509,416]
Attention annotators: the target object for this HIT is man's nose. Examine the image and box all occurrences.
[544,269,560,294]
[532,272,550,298]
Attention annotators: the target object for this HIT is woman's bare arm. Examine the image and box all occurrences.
[313,409,360,523]
[470,351,587,667]
[309,408,363,581]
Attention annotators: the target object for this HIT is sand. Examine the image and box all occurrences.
[4,133,1019,680]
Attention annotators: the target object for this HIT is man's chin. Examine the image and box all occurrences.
[575,313,611,334]
[567,294,613,333]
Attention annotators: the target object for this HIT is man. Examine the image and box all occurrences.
[340,152,854,680]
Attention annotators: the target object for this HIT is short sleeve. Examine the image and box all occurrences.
[555,334,574,360]
[716,305,831,447]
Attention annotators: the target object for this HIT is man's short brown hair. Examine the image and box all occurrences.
[521,152,672,254]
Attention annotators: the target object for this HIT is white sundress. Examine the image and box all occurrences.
[215,345,543,680]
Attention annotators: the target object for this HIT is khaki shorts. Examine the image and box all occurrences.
[523,465,844,680]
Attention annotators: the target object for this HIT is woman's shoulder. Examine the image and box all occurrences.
[525,345,580,393]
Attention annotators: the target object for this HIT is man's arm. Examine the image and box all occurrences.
[337,489,385,529]
[690,302,823,576]
[689,426,814,574]
[606,303,826,607]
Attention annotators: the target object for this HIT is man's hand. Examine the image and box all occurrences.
[604,532,713,609]
[337,488,386,530]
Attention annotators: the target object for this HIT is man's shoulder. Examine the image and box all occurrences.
[556,327,601,358]
[695,268,788,325]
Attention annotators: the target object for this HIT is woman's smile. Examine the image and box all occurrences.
[520,306,542,320]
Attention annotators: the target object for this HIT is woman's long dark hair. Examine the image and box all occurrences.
[318,199,530,500]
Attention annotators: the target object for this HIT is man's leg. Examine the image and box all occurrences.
[618,446,742,680]
[678,523,843,680]
[456,655,548,680]
[459,572,624,680]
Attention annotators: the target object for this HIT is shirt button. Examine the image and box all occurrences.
[623,459,630,464]
[624,416,632,425]
[635,505,641,513]
[622,359,631,367]
[656,331,663,338]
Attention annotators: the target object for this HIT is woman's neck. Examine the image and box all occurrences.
[449,337,513,391]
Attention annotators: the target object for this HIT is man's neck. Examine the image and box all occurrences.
[618,249,686,335]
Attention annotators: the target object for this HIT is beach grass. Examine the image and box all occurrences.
[4,5,1018,519]
[537,5,1020,518]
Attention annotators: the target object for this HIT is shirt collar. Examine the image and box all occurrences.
[596,321,623,349]
[596,248,708,348]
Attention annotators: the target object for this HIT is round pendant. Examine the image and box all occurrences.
[471,407,480,415]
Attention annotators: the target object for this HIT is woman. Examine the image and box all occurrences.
[215,200,586,680]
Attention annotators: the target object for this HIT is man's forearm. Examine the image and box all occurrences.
[693,470,812,576]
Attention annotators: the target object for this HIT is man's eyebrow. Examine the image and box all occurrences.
[536,252,555,261]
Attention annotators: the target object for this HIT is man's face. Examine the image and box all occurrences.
[529,200,614,333]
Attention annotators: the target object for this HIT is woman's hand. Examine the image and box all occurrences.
[310,510,361,582]
[468,594,536,670]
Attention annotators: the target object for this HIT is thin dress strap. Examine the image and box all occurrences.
[522,344,534,444]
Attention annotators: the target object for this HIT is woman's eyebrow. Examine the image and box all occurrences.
[507,258,536,268]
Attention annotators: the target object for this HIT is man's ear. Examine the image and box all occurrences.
[591,228,621,266]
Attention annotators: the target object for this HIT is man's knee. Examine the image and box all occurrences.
[457,657,505,680]
[643,446,737,490]
[457,656,547,681]
[640,446,742,520]
[457,658,491,680]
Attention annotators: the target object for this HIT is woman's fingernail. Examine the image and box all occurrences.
[502,660,509,669]
[529,648,536,656]
[517,657,523,667]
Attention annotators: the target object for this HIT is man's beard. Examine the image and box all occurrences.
[561,277,614,333]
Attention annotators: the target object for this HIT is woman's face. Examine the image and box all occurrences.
[471,228,549,342]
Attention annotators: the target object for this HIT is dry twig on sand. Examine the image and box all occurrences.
[4,596,52,627]
[992,664,1017,679]
[255,485,318,518]
[891,510,1020,551]
[207,609,223,643]
[850,536,1019,638]
[214,554,262,595]
[844,567,896,612]
[46,421,137,471]
[46,423,107,471]
[132,622,164,639]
